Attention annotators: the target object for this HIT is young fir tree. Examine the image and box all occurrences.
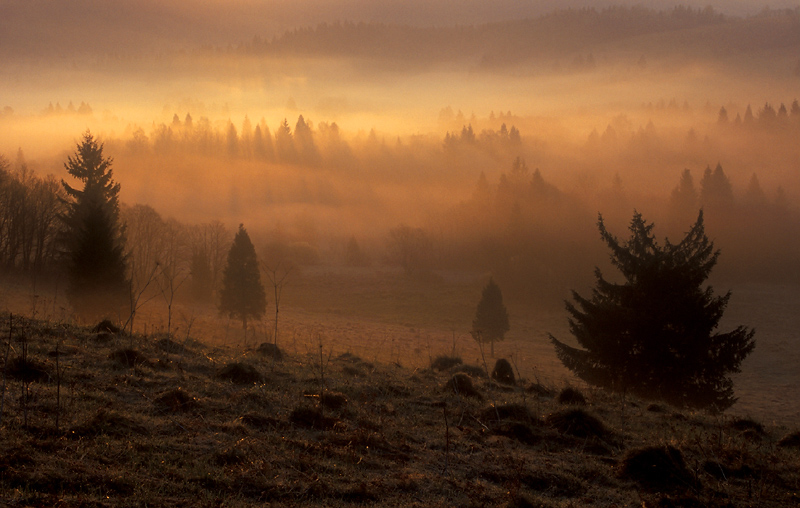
[471,277,510,357]
[218,224,266,331]
[550,211,755,411]
[61,131,129,320]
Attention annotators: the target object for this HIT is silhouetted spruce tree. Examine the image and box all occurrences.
[218,224,266,331]
[60,131,129,320]
[471,277,510,357]
[550,211,755,410]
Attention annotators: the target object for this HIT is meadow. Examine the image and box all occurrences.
[1,296,799,507]
[3,263,798,427]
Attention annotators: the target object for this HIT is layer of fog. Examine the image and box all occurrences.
[1,6,798,301]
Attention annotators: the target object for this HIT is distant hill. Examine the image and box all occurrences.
[239,7,799,70]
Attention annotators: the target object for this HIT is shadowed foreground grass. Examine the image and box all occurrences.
[1,314,798,507]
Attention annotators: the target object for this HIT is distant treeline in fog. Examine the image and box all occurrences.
[3,97,799,305]
[229,6,798,70]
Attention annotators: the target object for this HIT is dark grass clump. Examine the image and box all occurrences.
[431,355,462,371]
[0,445,35,470]
[214,446,247,466]
[491,358,515,385]
[304,390,348,410]
[730,417,764,436]
[483,468,583,498]
[239,412,283,431]
[703,460,755,480]
[545,408,609,440]
[778,431,800,449]
[338,352,363,363]
[557,387,587,405]
[70,409,150,438]
[289,406,338,430]
[341,365,365,377]
[109,348,149,368]
[92,319,120,334]
[480,403,532,423]
[256,342,283,360]
[444,373,482,399]
[452,364,487,378]
[153,388,197,412]
[5,356,50,383]
[619,445,699,493]
[506,493,558,508]
[519,469,585,498]
[322,391,348,410]
[215,362,263,384]
[156,337,189,354]
[493,422,541,446]
[526,382,555,397]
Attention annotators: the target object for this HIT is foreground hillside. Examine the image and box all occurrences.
[1,314,798,507]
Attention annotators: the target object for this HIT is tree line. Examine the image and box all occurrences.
[425,156,800,300]
[0,151,64,274]
[0,141,235,310]
[238,6,736,62]
[214,5,799,75]
[717,100,800,132]
[122,114,353,168]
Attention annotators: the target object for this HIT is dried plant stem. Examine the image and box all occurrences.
[0,314,12,427]
[442,403,450,474]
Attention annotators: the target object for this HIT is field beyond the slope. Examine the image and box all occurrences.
[1,314,799,507]
[2,266,799,427]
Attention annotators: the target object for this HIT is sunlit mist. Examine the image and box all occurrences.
[1,0,799,426]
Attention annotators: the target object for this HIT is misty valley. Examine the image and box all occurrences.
[1,3,799,507]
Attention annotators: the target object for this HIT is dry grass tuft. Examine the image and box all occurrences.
[431,354,462,371]
[444,372,483,399]
[481,403,533,423]
[526,382,555,397]
[215,361,263,384]
[545,408,609,440]
[5,356,50,383]
[256,342,283,360]
[70,409,150,437]
[153,387,198,412]
[778,430,800,448]
[238,412,284,430]
[108,348,149,368]
[156,336,190,354]
[304,390,348,410]
[453,363,487,378]
[491,358,515,385]
[557,386,587,405]
[92,319,120,334]
[289,405,338,429]
[620,445,699,494]
[730,417,765,436]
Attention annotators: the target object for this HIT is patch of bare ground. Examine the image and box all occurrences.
[1,313,798,507]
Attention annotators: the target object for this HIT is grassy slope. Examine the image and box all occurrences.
[1,314,798,507]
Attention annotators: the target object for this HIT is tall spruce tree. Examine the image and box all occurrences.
[471,277,510,357]
[218,224,266,331]
[61,131,129,320]
[550,211,755,410]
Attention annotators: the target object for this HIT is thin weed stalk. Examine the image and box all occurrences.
[316,333,333,422]
[55,337,61,432]
[442,402,450,474]
[0,314,11,426]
